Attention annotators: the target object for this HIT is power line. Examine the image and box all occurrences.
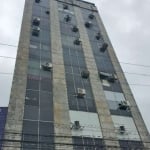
[1,54,150,78]
[1,43,150,88]
[0,42,18,48]
[2,69,150,78]
[1,70,150,88]
[3,122,149,137]
[1,42,150,69]
[1,134,150,149]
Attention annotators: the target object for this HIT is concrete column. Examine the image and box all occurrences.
[95,12,150,149]
[3,0,33,150]
[50,0,73,149]
[74,6,120,150]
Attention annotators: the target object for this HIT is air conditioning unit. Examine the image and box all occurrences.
[99,72,117,83]
[64,15,71,22]
[35,0,40,3]
[118,101,130,110]
[42,62,53,71]
[100,43,108,52]
[32,17,40,26]
[107,74,117,83]
[85,21,92,28]
[45,11,50,15]
[81,70,90,79]
[72,26,79,32]
[99,72,112,80]
[96,32,101,40]
[74,38,81,45]
[63,4,68,9]
[119,125,126,134]
[32,27,40,36]
[71,121,82,130]
[89,13,95,19]
[77,88,86,98]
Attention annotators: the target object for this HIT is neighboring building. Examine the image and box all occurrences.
[0,107,7,150]
[3,0,150,149]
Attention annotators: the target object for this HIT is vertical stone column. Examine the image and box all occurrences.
[74,5,120,150]
[50,0,73,149]
[3,0,33,150]
[95,12,150,149]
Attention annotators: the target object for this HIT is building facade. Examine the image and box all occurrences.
[0,107,7,150]
[3,0,150,149]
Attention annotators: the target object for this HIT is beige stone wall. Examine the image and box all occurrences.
[3,0,33,149]
[74,4,120,150]
[50,0,73,149]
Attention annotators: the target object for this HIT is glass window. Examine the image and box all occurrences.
[28,60,40,69]
[27,75,40,90]
[28,68,40,76]
[107,100,119,110]
[40,29,50,43]
[29,49,40,61]
[41,51,51,61]
[77,98,87,111]
[115,92,126,102]
[22,121,38,149]
[32,5,41,17]
[24,105,39,120]
[41,44,50,51]
[23,120,38,134]
[25,90,39,106]
[39,122,54,135]
[40,69,51,78]
[40,77,52,92]
[104,91,115,101]
[40,92,53,121]
[39,122,54,148]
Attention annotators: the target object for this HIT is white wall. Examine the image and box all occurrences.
[112,115,140,141]
[69,111,103,138]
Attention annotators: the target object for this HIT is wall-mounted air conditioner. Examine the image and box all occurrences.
[119,125,126,134]
[64,15,71,22]
[74,38,81,45]
[100,43,108,52]
[89,13,95,19]
[45,11,50,15]
[72,26,79,32]
[96,32,101,40]
[42,62,53,71]
[81,70,90,79]
[99,72,117,83]
[85,21,92,28]
[32,26,40,36]
[77,88,86,98]
[71,121,83,130]
[63,4,69,10]
[32,17,40,26]
[118,101,130,111]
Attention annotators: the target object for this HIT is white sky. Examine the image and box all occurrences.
[0,0,150,132]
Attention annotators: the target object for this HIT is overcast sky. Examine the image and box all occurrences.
[0,0,150,132]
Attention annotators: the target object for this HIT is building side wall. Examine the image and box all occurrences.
[3,0,33,149]
[95,12,150,149]
[74,5,120,150]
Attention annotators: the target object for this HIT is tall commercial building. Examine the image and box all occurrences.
[3,0,150,149]
[0,107,8,149]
